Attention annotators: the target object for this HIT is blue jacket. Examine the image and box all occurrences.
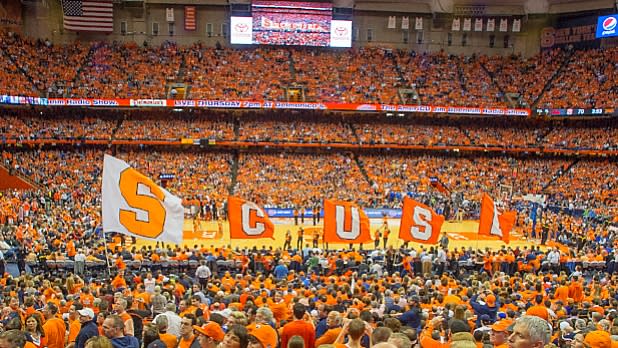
[111,336,140,348]
[470,294,500,326]
[75,321,99,348]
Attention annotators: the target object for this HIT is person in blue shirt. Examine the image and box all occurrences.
[470,291,500,327]
[75,308,99,348]
[273,260,288,280]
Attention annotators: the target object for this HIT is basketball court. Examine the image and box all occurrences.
[133,217,541,251]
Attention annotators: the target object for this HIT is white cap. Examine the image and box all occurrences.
[77,308,95,319]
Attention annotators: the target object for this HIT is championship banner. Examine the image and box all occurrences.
[463,18,471,31]
[487,18,495,32]
[499,18,508,32]
[512,18,521,32]
[478,193,516,244]
[102,154,184,244]
[228,197,274,239]
[452,18,461,31]
[474,18,483,32]
[323,199,371,244]
[415,17,423,30]
[399,197,444,244]
[402,16,409,30]
[185,6,196,31]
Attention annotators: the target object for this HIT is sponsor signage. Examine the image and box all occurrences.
[596,14,618,38]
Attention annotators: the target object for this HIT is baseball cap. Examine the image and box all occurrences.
[77,308,95,319]
[248,324,278,348]
[480,314,491,322]
[584,330,612,348]
[193,322,225,342]
[486,294,496,307]
[490,320,513,332]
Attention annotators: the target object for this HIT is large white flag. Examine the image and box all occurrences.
[102,154,184,244]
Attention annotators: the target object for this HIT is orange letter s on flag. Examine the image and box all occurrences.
[118,168,167,239]
[398,197,444,244]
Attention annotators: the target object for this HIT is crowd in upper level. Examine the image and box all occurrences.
[1,31,617,109]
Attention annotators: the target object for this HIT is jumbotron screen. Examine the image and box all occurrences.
[230,0,352,47]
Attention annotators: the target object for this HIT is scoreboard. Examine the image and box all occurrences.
[535,108,616,117]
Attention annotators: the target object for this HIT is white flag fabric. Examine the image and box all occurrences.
[102,154,184,245]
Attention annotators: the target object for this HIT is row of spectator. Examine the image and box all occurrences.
[2,31,617,108]
[1,110,616,151]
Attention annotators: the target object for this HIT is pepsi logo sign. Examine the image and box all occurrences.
[603,16,617,31]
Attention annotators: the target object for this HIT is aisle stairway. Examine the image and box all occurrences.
[531,49,575,109]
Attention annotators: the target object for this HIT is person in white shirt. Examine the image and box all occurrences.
[154,302,182,337]
[195,261,212,288]
[74,249,86,276]
[143,272,156,294]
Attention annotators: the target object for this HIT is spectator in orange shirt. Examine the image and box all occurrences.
[314,311,342,347]
[42,303,66,348]
[280,303,315,348]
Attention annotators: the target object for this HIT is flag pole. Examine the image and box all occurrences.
[101,228,112,278]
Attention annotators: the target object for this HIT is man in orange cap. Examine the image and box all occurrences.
[584,330,612,348]
[248,324,278,348]
[193,322,225,348]
[489,320,511,348]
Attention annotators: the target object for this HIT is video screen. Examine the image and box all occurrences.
[252,0,332,46]
[230,0,352,47]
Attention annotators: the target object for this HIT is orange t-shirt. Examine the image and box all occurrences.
[178,335,197,348]
[43,317,66,348]
[160,332,178,348]
[68,319,81,343]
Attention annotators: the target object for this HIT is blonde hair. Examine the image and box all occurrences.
[85,336,114,348]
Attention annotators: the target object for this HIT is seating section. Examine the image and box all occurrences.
[1,31,616,108]
[538,47,618,108]
[234,153,374,207]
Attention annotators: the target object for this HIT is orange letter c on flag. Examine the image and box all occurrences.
[241,202,266,236]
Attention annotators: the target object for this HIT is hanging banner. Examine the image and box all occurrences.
[452,18,461,31]
[499,18,508,32]
[402,16,409,30]
[512,18,521,32]
[463,18,471,31]
[388,16,396,29]
[415,17,423,30]
[166,8,174,22]
[487,18,495,32]
[185,6,196,31]
[474,18,483,32]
